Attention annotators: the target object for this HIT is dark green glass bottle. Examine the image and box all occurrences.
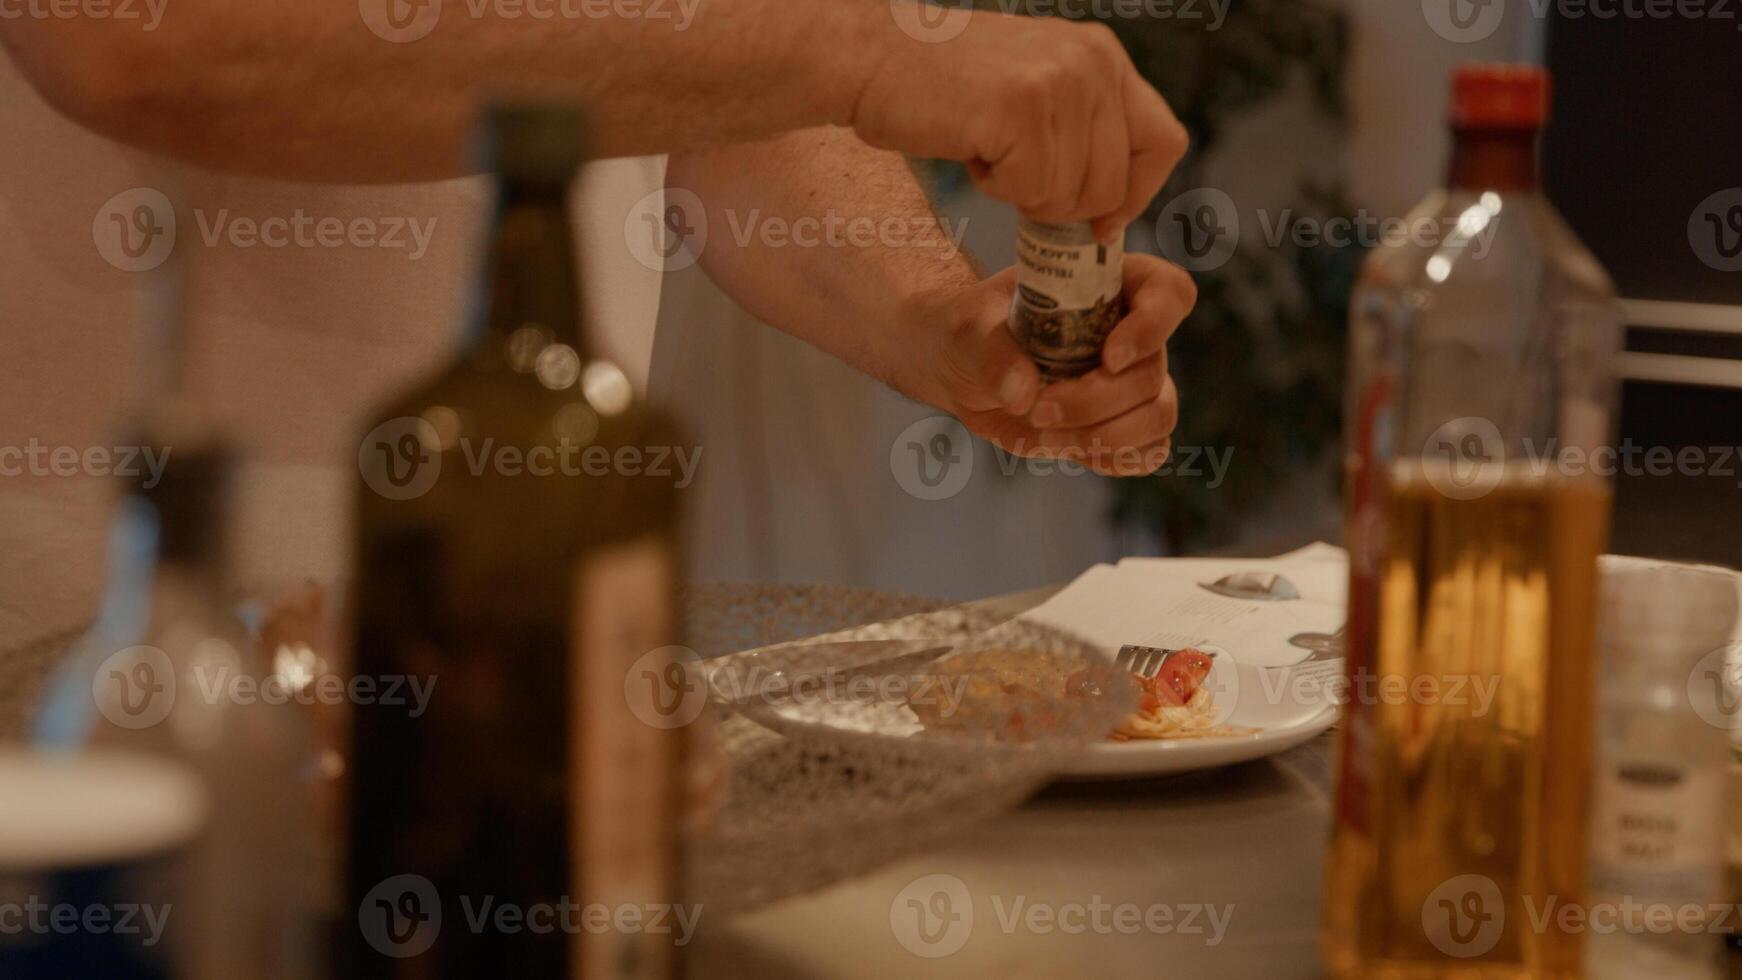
[343,104,689,980]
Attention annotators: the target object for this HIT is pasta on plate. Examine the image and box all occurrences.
[1111,648,1257,742]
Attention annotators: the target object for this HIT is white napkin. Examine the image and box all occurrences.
[1022,545,1349,670]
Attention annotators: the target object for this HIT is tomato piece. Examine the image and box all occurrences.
[1138,673,1184,711]
[1128,649,1215,712]
[1154,649,1213,704]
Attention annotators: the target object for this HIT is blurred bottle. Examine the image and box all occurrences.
[1322,65,1623,978]
[342,103,689,978]
[32,239,318,979]
[1586,564,1738,980]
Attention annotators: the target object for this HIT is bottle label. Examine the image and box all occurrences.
[1010,220,1124,378]
[1333,374,1393,834]
[1592,761,1723,877]
[573,536,685,980]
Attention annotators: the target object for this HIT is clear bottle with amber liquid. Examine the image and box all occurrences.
[341,105,689,979]
[1321,66,1623,979]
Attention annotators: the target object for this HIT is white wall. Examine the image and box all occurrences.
[1341,0,1545,218]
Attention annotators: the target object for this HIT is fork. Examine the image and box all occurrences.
[1114,634,1211,680]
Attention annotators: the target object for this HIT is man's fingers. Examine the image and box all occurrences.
[944,301,1042,416]
[1041,87,1094,221]
[1101,257,1196,373]
[956,407,1040,460]
[1109,438,1173,476]
[1072,96,1129,232]
[1027,355,1166,431]
[971,24,1182,227]
[1098,438,1174,477]
[1039,438,1173,477]
[973,81,1056,214]
[970,402,1176,477]
[1108,73,1189,232]
[1035,373,1180,457]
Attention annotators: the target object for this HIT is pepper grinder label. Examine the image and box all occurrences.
[1009,219,1125,379]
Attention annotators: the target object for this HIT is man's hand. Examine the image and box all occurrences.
[851,10,1187,241]
[670,132,1190,481]
[896,253,1195,477]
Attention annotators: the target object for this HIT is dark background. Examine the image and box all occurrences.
[1545,12,1742,568]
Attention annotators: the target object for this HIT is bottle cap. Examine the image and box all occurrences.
[477,102,588,187]
[1451,64,1550,130]
[134,441,232,565]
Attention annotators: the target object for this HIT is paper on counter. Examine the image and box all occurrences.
[1019,557,1346,670]
[1116,542,1349,608]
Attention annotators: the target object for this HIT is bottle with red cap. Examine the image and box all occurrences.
[1321,65,1624,978]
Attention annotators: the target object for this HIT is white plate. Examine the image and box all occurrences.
[1063,704,1337,779]
[707,638,1340,781]
[1059,658,1340,780]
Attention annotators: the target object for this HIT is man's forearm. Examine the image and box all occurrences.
[9,4,1182,233]
[3,0,880,181]
[667,128,978,399]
